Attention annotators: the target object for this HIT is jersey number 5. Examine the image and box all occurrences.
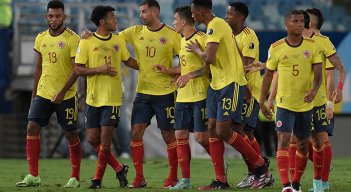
[292,64,299,76]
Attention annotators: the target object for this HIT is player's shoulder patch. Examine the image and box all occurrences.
[271,38,285,48]
[315,33,328,39]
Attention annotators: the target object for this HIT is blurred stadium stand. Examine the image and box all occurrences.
[0,0,350,158]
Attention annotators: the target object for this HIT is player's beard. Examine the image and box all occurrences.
[48,22,64,32]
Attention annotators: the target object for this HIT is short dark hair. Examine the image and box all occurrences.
[192,0,212,10]
[47,0,64,11]
[285,10,303,20]
[175,6,194,25]
[90,5,115,27]
[300,10,310,29]
[140,0,160,10]
[229,2,249,18]
[306,8,323,30]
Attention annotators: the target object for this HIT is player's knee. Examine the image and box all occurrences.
[64,130,79,143]
[297,141,309,154]
[216,129,230,141]
[196,135,209,147]
[26,122,40,136]
[311,137,324,149]
[161,130,176,144]
[130,125,145,140]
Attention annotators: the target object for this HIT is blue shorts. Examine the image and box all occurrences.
[275,107,313,139]
[311,104,330,133]
[28,95,77,131]
[327,117,334,136]
[207,82,244,123]
[242,98,260,131]
[85,105,120,128]
[174,99,208,132]
[131,92,175,130]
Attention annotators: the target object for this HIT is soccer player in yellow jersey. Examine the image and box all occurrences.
[16,0,81,188]
[225,2,274,188]
[260,10,322,192]
[154,6,210,190]
[305,8,345,192]
[74,5,138,189]
[118,0,181,188]
[188,0,270,189]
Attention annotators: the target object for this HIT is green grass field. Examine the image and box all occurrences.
[0,157,350,191]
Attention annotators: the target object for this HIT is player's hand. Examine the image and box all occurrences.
[326,107,334,120]
[152,64,169,74]
[332,88,343,104]
[170,74,180,85]
[303,89,317,103]
[267,99,275,114]
[81,29,93,39]
[244,62,265,72]
[52,92,65,104]
[99,64,117,76]
[176,74,191,88]
[186,39,201,53]
[260,103,273,120]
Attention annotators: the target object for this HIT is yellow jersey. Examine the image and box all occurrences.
[266,37,322,112]
[34,27,79,100]
[235,27,262,101]
[206,17,247,90]
[311,33,337,107]
[119,24,181,95]
[177,31,210,102]
[75,33,130,107]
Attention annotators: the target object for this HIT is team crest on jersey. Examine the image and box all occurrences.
[276,120,282,127]
[113,44,119,52]
[303,50,311,58]
[160,37,167,45]
[76,47,80,53]
[58,41,65,49]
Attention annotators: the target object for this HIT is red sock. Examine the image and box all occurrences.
[322,141,332,182]
[26,135,40,176]
[242,136,255,173]
[277,148,290,186]
[313,146,324,180]
[94,144,110,180]
[93,145,122,173]
[177,139,190,178]
[68,139,82,181]
[226,132,263,167]
[250,138,262,156]
[309,140,313,162]
[130,140,144,179]
[209,137,226,183]
[289,142,297,178]
[166,141,178,181]
[292,151,308,183]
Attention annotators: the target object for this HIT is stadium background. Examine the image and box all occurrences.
[0,0,350,159]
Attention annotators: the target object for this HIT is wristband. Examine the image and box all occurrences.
[337,82,344,90]
[326,100,333,109]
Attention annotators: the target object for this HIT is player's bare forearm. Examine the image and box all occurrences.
[326,69,335,101]
[268,72,278,103]
[312,63,322,94]
[328,53,345,84]
[260,69,274,104]
[74,63,116,76]
[59,71,78,95]
[243,57,254,66]
[32,52,42,101]
[188,64,209,79]
[124,57,139,70]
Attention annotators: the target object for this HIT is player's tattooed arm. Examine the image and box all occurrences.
[74,63,117,77]
[176,63,210,88]
[152,64,180,76]
[187,40,218,65]
[328,53,345,103]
